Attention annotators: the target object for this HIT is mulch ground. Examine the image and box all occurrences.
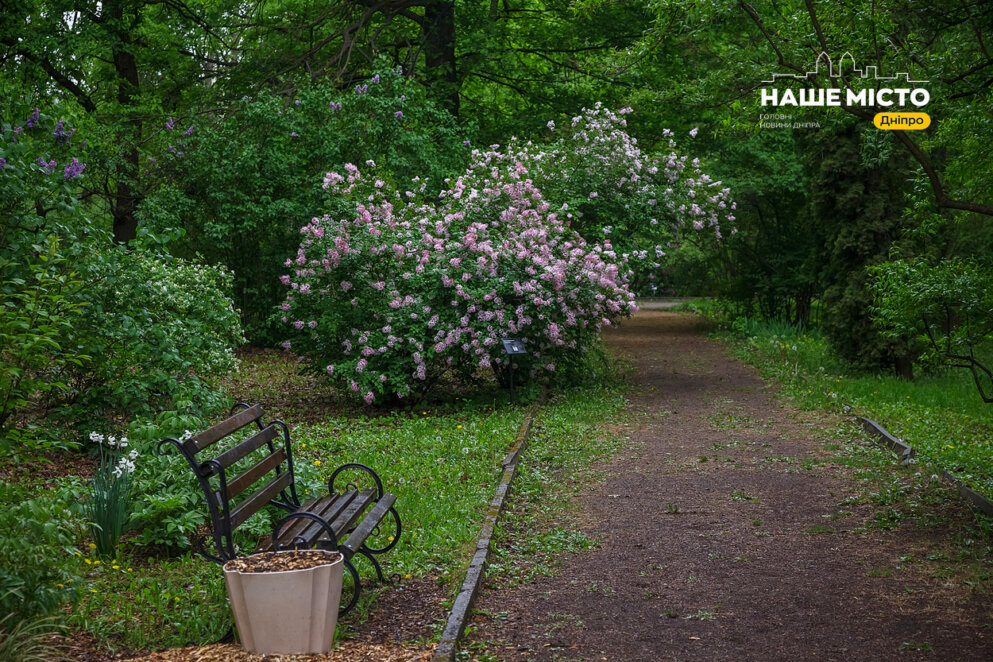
[464,310,993,661]
[68,578,447,661]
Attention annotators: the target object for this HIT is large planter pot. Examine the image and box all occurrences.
[223,549,344,655]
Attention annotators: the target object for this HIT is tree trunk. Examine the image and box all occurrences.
[423,0,458,116]
[895,354,914,381]
[109,0,141,244]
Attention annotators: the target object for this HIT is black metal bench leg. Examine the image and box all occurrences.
[339,556,362,616]
[359,547,387,583]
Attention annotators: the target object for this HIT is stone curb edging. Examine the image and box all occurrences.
[856,415,993,517]
[432,399,543,662]
[859,417,916,464]
[941,470,993,517]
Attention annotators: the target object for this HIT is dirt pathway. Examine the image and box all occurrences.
[465,311,993,661]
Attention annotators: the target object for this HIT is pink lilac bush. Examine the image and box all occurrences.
[281,105,734,403]
[281,159,634,403]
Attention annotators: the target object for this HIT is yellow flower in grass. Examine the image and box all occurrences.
[88,543,96,550]
[112,565,120,570]
[314,460,322,466]
[84,559,92,565]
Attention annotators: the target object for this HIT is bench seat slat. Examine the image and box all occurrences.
[325,489,378,541]
[342,492,397,555]
[186,404,264,454]
[224,448,286,500]
[229,471,293,530]
[274,491,359,546]
[203,424,279,477]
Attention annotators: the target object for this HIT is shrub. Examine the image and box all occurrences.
[534,105,735,285]
[138,64,470,343]
[0,108,91,447]
[0,493,82,622]
[870,256,993,392]
[280,156,635,403]
[60,249,244,423]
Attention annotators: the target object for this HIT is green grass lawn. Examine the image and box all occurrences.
[690,304,993,499]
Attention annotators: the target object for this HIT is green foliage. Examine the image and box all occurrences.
[707,129,815,322]
[123,415,208,550]
[806,123,913,371]
[0,610,70,662]
[0,491,83,623]
[62,249,243,424]
[870,256,993,393]
[0,240,87,447]
[0,108,92,448]
[139,65,469,343]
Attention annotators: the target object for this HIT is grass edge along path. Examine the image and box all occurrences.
[688,306,993,501]
[433,398,542,662]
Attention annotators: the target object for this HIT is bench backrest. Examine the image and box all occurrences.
[159,403,300,562]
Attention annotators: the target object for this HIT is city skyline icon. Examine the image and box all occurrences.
[761,51,930,85]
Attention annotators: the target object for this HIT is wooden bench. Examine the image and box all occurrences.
[159,403,400,615]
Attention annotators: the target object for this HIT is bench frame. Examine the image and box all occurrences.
[159,403,400,615]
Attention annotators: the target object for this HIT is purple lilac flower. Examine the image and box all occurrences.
[63,158,86,179]
[291,131,298,137]
[370,74,380,84]
[354,84,368,94]
[0,158,6,170]
[165,116,174,130]
[36,157,57,175]
[185,124,194,136]
[52,120,73,144]
[26,108,40,128]
[394,111,403,119]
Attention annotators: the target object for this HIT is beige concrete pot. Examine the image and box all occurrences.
[223,550,344,654]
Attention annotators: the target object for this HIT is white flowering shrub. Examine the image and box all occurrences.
[532,105,735,289]
[64,250,245,419]
[538,104,733,240]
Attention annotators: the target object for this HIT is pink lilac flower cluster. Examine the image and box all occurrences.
[280,158,635,404]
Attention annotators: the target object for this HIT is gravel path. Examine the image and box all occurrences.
[465,310,993,661]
